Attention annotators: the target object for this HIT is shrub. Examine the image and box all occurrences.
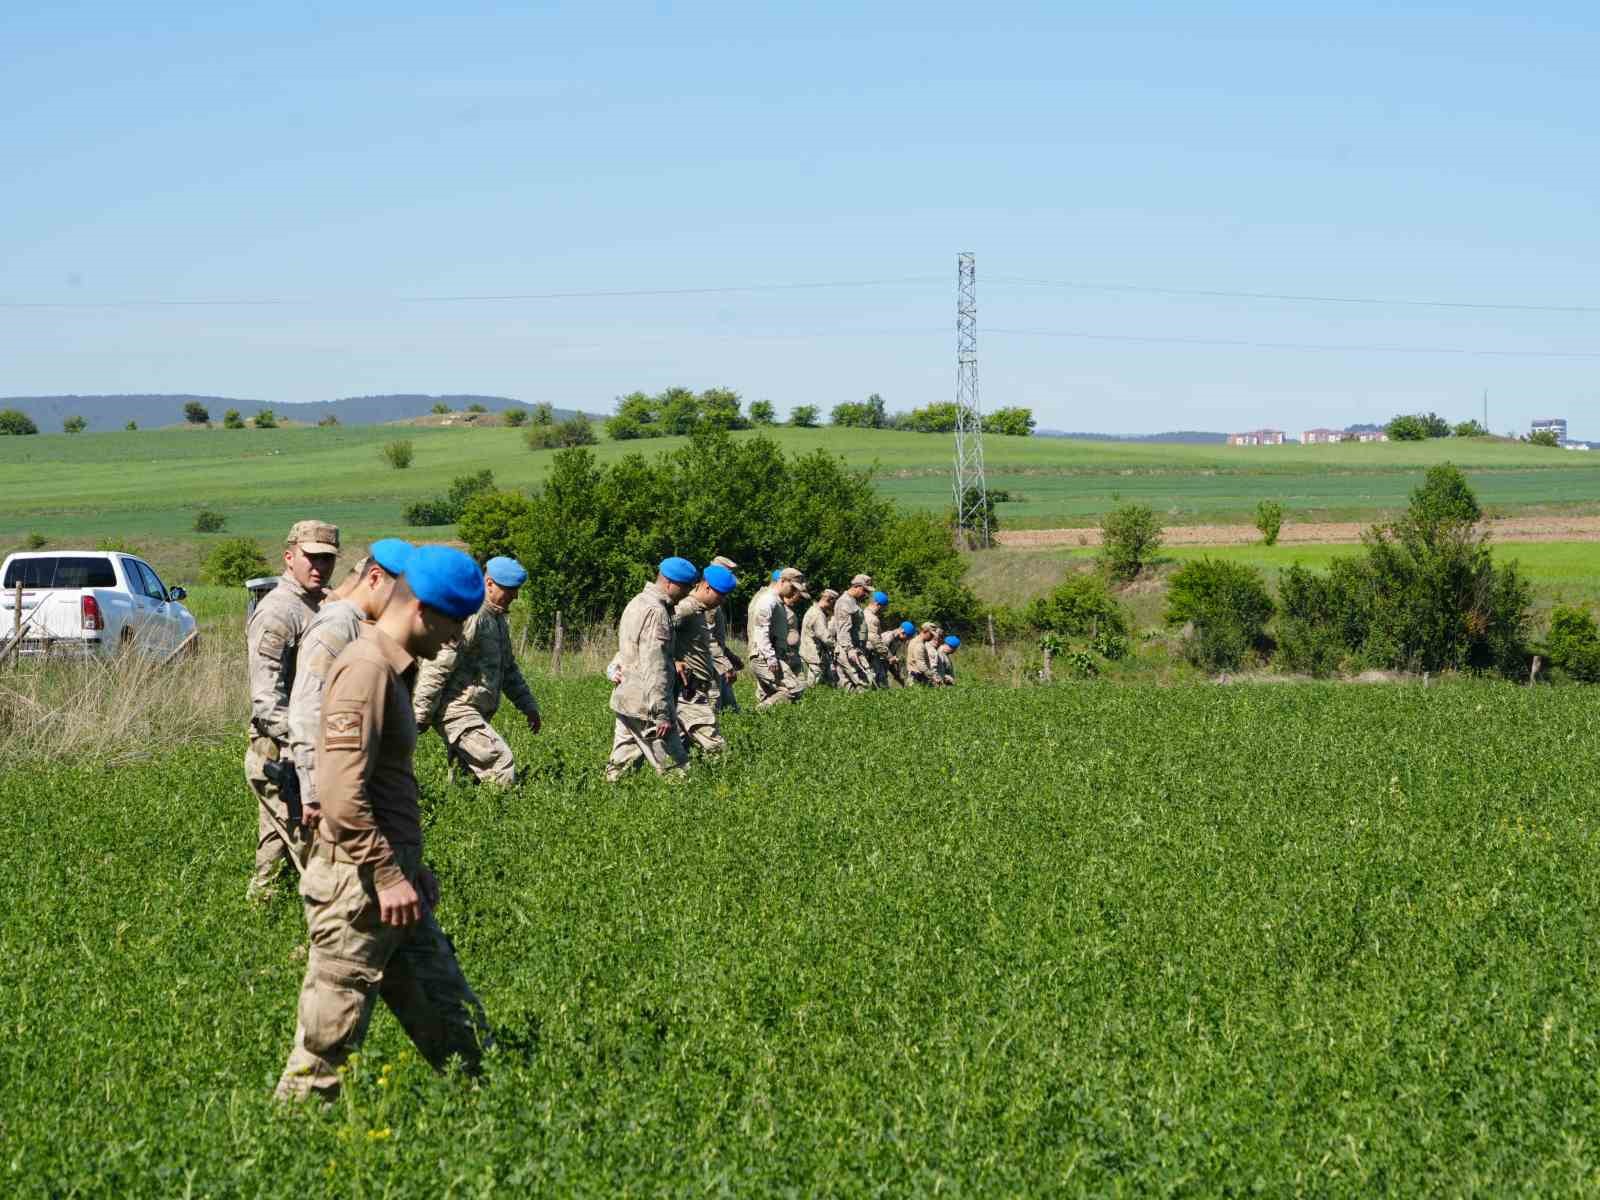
[466,403,488,414]
[182,401,210,424]
[458,490,536,564]
[222,409,246,430]
[983,407,1036,437]
[1544,606,1600,682]
[403,469,496,527]
[25,533,48,549]
[1527,429,1561,448]
[526,416,598,451]
[503,407,528,427]
[1165,558,1274,671]
[96,536,143,554]
[908,402,959,433]
[530,402,555,426]
[749,400,776,425]
[831,395,886,428]
[1453,419,1488,438]
[1386,414,1428,441]
[62,416,86,434]
[202,538,271,586]
[381,440,414,469]
[252,408,277,429]
[431,402,451,415]
[0,409,39,436]
[317,414,340,427]
[402,499,456,527]
[125,420,138,431]
[790,405,819,428]
[1025,573,1129,641]
[193,510,227,533]
[1276,561,1367,676]
[1099,503,1162,582]
[1255,500,1283,546]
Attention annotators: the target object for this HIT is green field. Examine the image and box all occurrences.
[5,427,1600,578]
[5,678,1599,1194]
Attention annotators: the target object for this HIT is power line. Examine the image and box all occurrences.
[987,326,1600,359]
[989,276,1600,315]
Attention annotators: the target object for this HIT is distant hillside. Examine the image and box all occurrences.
[0,393,598,432]
[1037,429,1228,445]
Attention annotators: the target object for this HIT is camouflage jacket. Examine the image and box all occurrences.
[906,634,934,681]
[673,594,718,696]
[830,591,865,655]
[412,601,538,729]
[747,589,790,664]
[610,583,675,722]
[246,572,321,744]
[799,604,834,668]
[288,597,366,804]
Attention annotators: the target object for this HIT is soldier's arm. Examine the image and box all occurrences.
[750,599,778,662]
[318,658,404,891]
[410,644,457,726]
[637,604,673,721]
[247,614,294,740]
[287,632,341,805]
[707,610,736,675]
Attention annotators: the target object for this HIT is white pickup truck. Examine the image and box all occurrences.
[0,551,198,660]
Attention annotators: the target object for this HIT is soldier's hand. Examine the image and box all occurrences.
[301,802,321,832]
[378,878,424,928]
[417,867,440,911]
[675,662,689,688]
[526,710,541,734]
[653,719,672,739]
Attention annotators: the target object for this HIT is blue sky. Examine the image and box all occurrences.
[2,1,1596,434]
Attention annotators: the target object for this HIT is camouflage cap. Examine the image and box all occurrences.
[920,621,938,633]
[711,555,738,570]
[850,573,874,588]
[820,588,839,601]
[286,520,340,555]
[779,566,806,583]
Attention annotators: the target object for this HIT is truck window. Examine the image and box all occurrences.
[130,560,168,602]
[2,556,117,589]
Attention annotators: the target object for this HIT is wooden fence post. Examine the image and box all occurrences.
[1529,655,1542,686]
[986,613,996,653]
[1041,645,1053,683]
[551,610,564,676]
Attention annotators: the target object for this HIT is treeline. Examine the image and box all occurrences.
[456,430,981,635]
[603,388,1034,440]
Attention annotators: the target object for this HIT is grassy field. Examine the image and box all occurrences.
[4,676,1599,1194]
[5,426,1600,584]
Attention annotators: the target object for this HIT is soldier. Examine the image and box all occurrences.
[862,590,899,688]
[800,588,838,687]
[246,520,340,902]
[672,562,739,757]
[748,567,808,708]
[888,620,916,685]
[288,539,413,828]
[829,574,874,692]
[275,545,490,1102]
[938,635,961,684]
[707,555,744,711]
[907,621,940,686]
[606,557,698,781]
[412,557,540,787]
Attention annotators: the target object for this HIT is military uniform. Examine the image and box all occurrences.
[246,569,324,894]
[288,598,365,810]
[799,603,835,687]
[747,588,804,707]
[275,624,489,1101]
[829,590,872,691]
[673,594,726,755]
[862,606,892,688]
[936,644,957,684]
[906,633,936,685]
[413,599,538,786]
[606,582,688,780]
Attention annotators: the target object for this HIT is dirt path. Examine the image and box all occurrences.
[998,515,1600,548]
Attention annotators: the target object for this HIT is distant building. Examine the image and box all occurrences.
[1532,417,1568,442]
[1354,430,1389,444]
[1302,428,1343,445]
[1227,429,1286,447]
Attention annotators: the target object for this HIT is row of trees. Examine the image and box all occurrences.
[1384,412,1491,441]
[830,393,1035,436]
[602,388,1035,440]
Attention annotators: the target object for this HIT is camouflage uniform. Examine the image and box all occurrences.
[799,602,835,687]
[829,590,872,692]
[906,632,936,686]
[862,605,892,688]
[747,588,804,707]
[412,600,539,787]
[288,598,365,811]
[606,582,688,780]
[673,594,725,755]
[936,645,957,684]
[275,625,488,1101]
[246,570,323,893]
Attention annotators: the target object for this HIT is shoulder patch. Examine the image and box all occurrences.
[324,709,363,748]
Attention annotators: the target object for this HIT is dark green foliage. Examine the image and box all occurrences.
[530,401,555,426]
[404,470,496,527]
[1255,499,1283,546]
[748,399,776,425]
[908,402,959,433]
[789,404,819,428]
[1276,561,1370,676]
[1386,414,1427,441]
[954,485,999,537]
[431,401,451,415]
[252,408,277,429]
[1453,419,1488,438]
[456,490,535,564]
[1099,503,1162,581]
[1543,606,1600,682]
[1527,429,1561,448]
[201,536,270,585]
[525,415,597,450]
[1025,573,1129,641]
[24,532,48,549]
[503,407,528,427]
[192,509,227,533]
[466,403,488,414]
[830,394,887,428]
[0,409,39,435]
[982,406,1035,436]
[1165,557,1274,671]
[381,439,414,469]
[222,409,245,429]
[181,400,209,424]
[62,415,86,434]
[124,420,138,431]
[604,387,747,439]
[401,498,456,527]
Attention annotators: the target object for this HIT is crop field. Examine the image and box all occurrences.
[4,675,1600,1195]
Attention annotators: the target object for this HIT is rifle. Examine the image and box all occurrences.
[253,770,305,878]
[262,755,304,829]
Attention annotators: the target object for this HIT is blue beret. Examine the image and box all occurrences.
[945,635,960,649]
[485,555,528,587]
[872,591,889,606]
[771,568,783,582]
[900,620,915,636]
[660,556,699,585]
[703,563,737,594]
[369,538,413,575]
[405,545,485,619]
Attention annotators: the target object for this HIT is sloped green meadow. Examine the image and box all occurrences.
[4,680,1600,1195]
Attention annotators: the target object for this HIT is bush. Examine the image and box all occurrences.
[1099,504,1162,582]
[317,414,340,427]
[503,407,528,427]
[404,470,496,527]
[252,408,277,429]
[983,407,1036,437]
[0,409,39,436]
[182,401,210,424]
[402,499,456,527]
[908,402,959,433]
[526,415,598,450]
[1165,558,1274,672]
[1453,419,1488,438]
[193,510,227,533]
[202,538,271,586]
[466,403,488,414]
[24,533,48,550]
[222,409,246,430]
[458,490,536,564]
[831,395,887,429]
[1544,606,1600,682]
[96,537,143,554]
[431,402,451,415]
[530,402,555,426]
[1255,500,1283,546]
[125,420,138,431]
[1276,561,1368,676]
[1386,415,1427,442]
[749,400,776,426]
[1026,573,1129,641]
[1527,429,1561,448]
[62,416,86,434]
[790,405,819,428]
[381,440,414,469]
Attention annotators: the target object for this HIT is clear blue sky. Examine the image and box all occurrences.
[3,1,1596,435]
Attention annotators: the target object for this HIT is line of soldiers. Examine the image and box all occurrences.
[603,556,960,781]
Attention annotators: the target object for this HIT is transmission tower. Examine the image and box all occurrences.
[953,251,990,548]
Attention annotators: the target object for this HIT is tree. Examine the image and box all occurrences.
[62,416,87,434]
[530,402,555,426]
[526,415,599,450]
[222,409,246,429]
[983,407,1036,437]
[865,393,887,428]
[183,401,210,425]
[1527,429,1561,448]
[831,401,873,427]
[749,400,776,425]
[1099,504,1163,582]
[503,407,529,427]
[466,403,488,414]
[1255,499,1283,546]
[1386,414,1428,441]
[1165,558,1275,671]
[193,509,227,533]
[431,402,451,415]
[908,402,960,433]
[657,387,702,436]
[790,405,819,428]
[1453,419,1488,438]
[698,387,747,432]
[202,537,271,586]
[252,408,278,429]
[606,391,658,440]
[457,489,536,563]
[0,409,38,436]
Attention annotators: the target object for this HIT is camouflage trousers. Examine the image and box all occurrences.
[751,657,807,708]
[833,650,872,693]
[676,690,725,756]
[246,735,307,893]
[275,842,488,1101]
[605,713,689,781]
[435,711,516,787]
[801,655,834,688]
